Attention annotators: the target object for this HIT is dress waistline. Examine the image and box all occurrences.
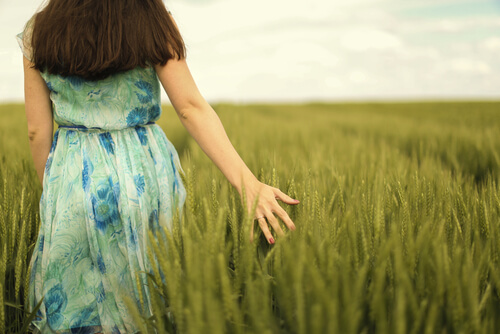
[58,121,156,131]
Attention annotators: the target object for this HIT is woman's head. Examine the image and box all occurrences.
[28,0,186,80]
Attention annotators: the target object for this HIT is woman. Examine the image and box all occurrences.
[17,0,299,332]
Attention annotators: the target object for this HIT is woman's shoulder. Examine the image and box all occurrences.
[41,65,158,90]
[16,15,36,62]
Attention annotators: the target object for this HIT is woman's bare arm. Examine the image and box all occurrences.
[22,56,54,186]
[156,57,256,194]
[154,14,299,244]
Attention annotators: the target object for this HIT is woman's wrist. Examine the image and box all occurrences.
[232,170,259,195]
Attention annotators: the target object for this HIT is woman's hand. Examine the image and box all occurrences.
[240,179,300,244]
[154,48,300,242]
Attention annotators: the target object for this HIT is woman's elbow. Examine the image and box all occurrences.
[27,126,53,142]
[176,99,210,121]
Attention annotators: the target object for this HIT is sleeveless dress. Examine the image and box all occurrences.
[17,19,187,334]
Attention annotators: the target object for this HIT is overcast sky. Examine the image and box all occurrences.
[1,0,499,103]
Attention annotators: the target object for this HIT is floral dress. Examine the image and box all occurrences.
[17,18,186,334]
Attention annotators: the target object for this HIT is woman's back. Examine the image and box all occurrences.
[35,66,162,130]
[17,8,187,333]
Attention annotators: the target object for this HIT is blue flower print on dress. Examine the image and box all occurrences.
[111,175,120,202]
[45,156,53,175]
[66,75,85,90]
[135,126,148,145]
[91,180,120,233]
[98,132,115,155]
[134,80,154,104]
[50,130,59,154]
[134,174,145,197]
[45,283,68,329]
[148,104,161,120]
[39,234,44,251]
[170,151,179,193]
[87,89,101,98]
[46,81,58,95]
[96,250,106,274]
[148,147,156,165]
[68,305,100,333]
[35,308,43,322]
[126,217,137,249]
[95,281,105,304]
[71,246,83,265]
[82,150,94,192]
[126,107,148,127]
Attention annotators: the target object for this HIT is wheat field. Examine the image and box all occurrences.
[0,101,499,333]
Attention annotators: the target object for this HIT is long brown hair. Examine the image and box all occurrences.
[29,0,186,80]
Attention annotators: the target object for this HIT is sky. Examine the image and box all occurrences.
[0,0,499,103]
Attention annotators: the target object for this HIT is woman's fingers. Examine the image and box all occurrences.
[256,217,275,244]
[264,209,285,237]
[274,188,300,205]
[274,205,296,231]
[248,184,301,244]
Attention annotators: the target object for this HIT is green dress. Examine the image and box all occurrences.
[17,18,186,334]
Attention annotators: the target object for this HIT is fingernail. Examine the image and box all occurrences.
[294,199,300,203]
[269,237,275,244]
[291,225,296,230]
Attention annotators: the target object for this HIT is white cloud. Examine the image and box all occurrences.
[396,16,500,35]
[481,37,500,51]
[349,70,370,84]
[325,76,342,89]
[395,45,441,60]
[271,42,339,69]
[339,28,403,52]
[449,58,491,75]
[436,19,462,32]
